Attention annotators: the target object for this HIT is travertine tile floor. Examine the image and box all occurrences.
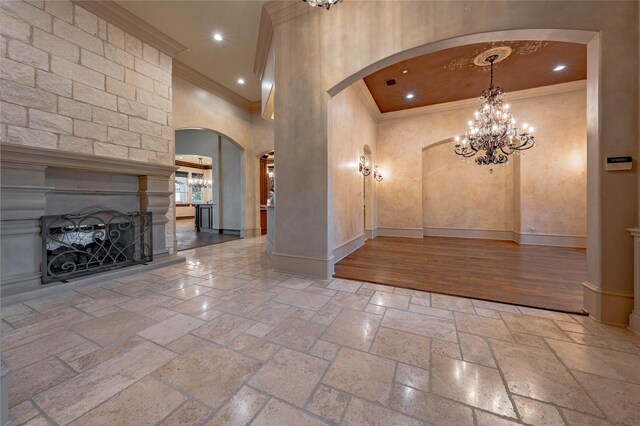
[2,237,640,425]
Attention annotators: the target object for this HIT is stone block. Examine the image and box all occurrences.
[81,49,124,80]
[124,33,142,58]
[153,81,169,99]
[159,52,171,73]
[29,109,73,134]
[134,57,170,85]
[129,117,161,138]
[0,0,51,31]
[92,106,127,129]
[106,77,135,100]
[156,152,174,165]
[0,11,30,41]
[0,58,35,86]
[129,147,157,163]
[0,102,27,127]
[8,40,48,71]
[73,82,116,110]
[107,23,124,49]
[59,134,93,154]
[33,28,80,63]
[36,70,72,97]
[125,69,154,92]
[161,125,173,140]
[0,80,57,112]
[73,119,107,141]
[107,127,140,147]
[52,57,104,90]
[94,141,127,159]
[147,107,166,125]
[6,125,57,149]
[104,44,134,69]
[74,5,97,35]
[117,97,147,119]
[141,135,168,152]
[44,0,73,23]
[142,43,159,66]
[53,17,103,55]
[98,18,107,40]
[58,97,92,121]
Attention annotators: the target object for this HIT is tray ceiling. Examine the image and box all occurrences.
[363,41,587,113]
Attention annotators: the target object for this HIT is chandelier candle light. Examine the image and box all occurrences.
[188,157,212,189]
[454,52,536,168]
[303,0,343,10]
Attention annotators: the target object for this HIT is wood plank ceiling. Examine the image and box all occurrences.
[363,41,587,113]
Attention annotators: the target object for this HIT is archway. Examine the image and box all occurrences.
[328,29,597,315]
[173,128,247,251]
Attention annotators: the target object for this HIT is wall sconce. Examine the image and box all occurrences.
[373,166,383,182]
[359,156,371,176]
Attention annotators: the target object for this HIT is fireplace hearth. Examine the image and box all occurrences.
[42,206,153,284]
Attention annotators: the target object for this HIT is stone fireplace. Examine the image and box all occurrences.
[0,143,181,299]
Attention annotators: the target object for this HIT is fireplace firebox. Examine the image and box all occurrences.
[41,206,153,284]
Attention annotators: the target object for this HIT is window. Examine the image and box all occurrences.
[175,171,188,204]
[191,173,203,203]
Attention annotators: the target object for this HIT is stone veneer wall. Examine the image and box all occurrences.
[0,0,174,165]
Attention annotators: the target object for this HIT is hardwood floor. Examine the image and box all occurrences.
[176,220,241,251]
[334,236,587,314]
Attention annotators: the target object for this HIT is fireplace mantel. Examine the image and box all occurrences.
[0,143,182,300]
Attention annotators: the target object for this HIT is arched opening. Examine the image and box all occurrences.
[174,128,246,251]
[330,29,595,314]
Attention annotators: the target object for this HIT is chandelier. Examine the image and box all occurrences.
[303,0,343,10]
[454,53,536,167]
[188,157,212,189]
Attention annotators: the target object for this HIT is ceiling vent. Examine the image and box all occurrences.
[385,79,397,86]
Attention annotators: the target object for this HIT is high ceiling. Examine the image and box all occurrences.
[364,41,587,113]
[115,0,265,102]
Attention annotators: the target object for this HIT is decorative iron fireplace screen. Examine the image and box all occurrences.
[41,207,153,284]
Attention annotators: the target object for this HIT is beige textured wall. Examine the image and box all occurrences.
[409,89,586,239]
[422,142,514,231]
[329,85,377,250]
[172,75,274,235]
[0,0,174,165]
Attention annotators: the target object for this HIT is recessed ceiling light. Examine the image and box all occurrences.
[213,33,223,42]
[406,93,415,99]
[553,64,566,71]
[402,69,408,74]
[237,78,245,85]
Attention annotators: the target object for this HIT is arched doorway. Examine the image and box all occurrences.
[174,128,246,251]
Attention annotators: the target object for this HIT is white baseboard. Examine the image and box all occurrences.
[422,227,586,248]
[333,233,366,263]
[582,281,634,326]
[423,227,513,241]
[365,228,378,239]
[273,252,334,279]
[377,227,423,238]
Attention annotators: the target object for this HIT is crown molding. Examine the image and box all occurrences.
[352,80,382,121]
[71,1,187,57]
[173,61,255,112]
[379,79,587,122]
[254,7,274,81]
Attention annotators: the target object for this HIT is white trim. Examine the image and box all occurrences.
[333,233,366,263]
[377,227,424,238]
[513,232,586,248]
[379,80,587,122]
[422,226,586,248]
[423,227,513,241]
[71,0,186,56]
[582,281,634,326]
[352,80,382,120]
[273,252,334,279]
[1,254,185,305]
[365,228,378,239]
